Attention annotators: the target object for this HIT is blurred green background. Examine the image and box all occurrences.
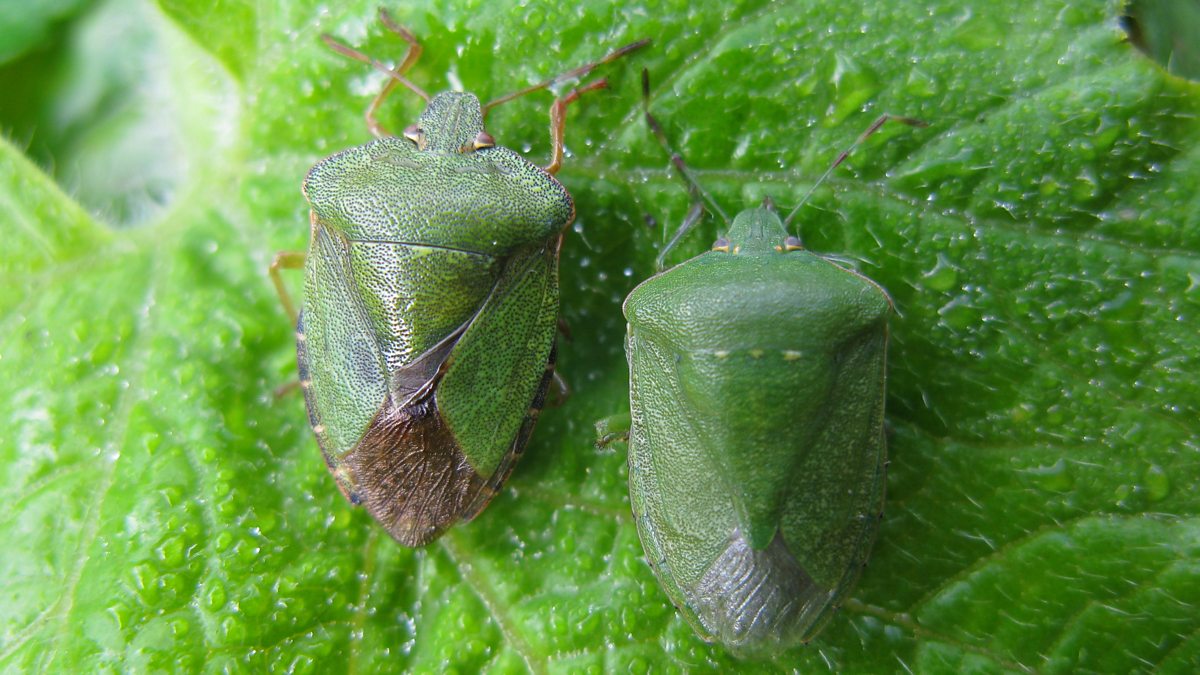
[1,0,1198,672]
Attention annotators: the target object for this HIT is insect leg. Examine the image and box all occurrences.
[641,69,730,226]
[269,250,305,324]
[548,371,571,407]
[544,79,609,174]
[641,68,730,267]
[593,413,632,448]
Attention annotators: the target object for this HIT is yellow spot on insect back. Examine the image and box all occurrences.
[783,350,802,361]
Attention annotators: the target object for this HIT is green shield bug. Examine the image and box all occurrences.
[624,70,924,653]
[271,11,646,547]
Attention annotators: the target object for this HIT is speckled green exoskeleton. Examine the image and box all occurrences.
[623,70,923,653]
[271,11,646,547]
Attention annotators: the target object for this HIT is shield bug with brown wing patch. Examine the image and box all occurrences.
[272,11,647,546]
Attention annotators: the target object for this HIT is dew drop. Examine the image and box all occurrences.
[1143,463,1170,501]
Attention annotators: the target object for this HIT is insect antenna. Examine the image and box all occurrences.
[783,114,927,229]
[482,39,650,113]
[321,9,430,104]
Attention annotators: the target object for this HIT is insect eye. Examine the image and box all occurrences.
[782,236,803,252]
[472,131,496,150]
[712,237,731,253]
[403,125,425,147]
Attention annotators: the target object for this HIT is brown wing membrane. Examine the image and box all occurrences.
[343,389,487,547]
[339,343,557,547]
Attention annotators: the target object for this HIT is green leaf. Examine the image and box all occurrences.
[1,0,1198,671]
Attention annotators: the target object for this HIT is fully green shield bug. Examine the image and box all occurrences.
[623,70,925,652]
[271,10,647,547]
